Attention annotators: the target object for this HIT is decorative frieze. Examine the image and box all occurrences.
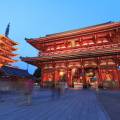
[41,43,120,57]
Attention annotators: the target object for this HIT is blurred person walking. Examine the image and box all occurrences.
[51,81,61,99]
[24,77,34,105]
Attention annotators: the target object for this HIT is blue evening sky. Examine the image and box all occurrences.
[0,0,119,74]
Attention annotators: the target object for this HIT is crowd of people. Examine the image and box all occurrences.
[0,76,34,105]
[0,76,69,105]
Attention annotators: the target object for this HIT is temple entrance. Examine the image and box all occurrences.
[71,68,83,88]
[59,69,66,81]
[84,67,98,88]
[55,69,67,82]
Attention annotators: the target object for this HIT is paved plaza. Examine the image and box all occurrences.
[97,90,120,120]
[0,89,111,120]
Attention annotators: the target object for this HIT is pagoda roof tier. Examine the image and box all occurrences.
[0,35,18,46]
[0,53,18,59]
[0,40,18,51]
[0,55,16,63]
[0,45,17,53]
[25,21,120,50]
[0,46,18,57]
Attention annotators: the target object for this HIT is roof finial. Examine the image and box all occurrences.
[5,22,10,37]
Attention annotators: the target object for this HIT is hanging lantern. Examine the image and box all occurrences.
[59,69,65,77]
[0,64,3,68]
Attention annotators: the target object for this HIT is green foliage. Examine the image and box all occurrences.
[33,68,41,78]
[33,68,41,83]
[0,71,5,78]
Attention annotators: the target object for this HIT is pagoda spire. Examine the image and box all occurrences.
[5,22,10,37]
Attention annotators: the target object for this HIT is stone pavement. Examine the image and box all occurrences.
[0,89,110,120]
[96,90,120,120]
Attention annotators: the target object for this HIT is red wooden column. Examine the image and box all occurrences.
[115,55,120,88]
[97,57,102,85]
[52,61,56,84]
[80,58,86,85]
[69,69,72,87]
[41,64,44,87]
[65,60,69,85]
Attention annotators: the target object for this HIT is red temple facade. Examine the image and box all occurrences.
[22,22,120,88]
[0,35,18,67]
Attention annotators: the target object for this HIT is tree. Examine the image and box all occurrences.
[33,68,41,83]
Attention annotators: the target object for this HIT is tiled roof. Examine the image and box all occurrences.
[0,66,32,77]
[46,21,114,37]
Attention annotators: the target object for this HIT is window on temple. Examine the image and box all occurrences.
[82,41,88,46]
[56,45,60,49]
[100,60,107,66]
[75,41,80,46]
[67,42,72,48]
[61,63,66,67]
[44,64,53,69]
[49,64,53,68]
[50,47,54,50]
[46,46,55,51]
[55,63,66,68]
[88,40,94,45]
[44,64,49,69]
[61,44,66,49]
[102,38,108,43]
[107,59,115,65]
[71,40,76,47]
[68,62,81,68]
[84,61,97,67]
[96,40,102,44]
[55,63,60,68]
[97,38,108,44]
[46,46,50,51]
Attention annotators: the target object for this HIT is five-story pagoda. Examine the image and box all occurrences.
[0,34,18,67]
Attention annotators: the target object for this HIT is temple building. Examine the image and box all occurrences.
[22,22,120,88]
[0,35,18,67]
